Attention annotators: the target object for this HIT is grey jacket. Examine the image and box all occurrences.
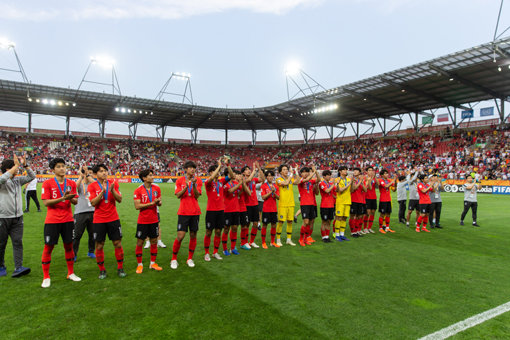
[0,167,36,218]
[396,178,409,201]
[408,172,419,200]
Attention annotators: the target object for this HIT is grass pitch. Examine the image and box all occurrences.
[1,183,510,339]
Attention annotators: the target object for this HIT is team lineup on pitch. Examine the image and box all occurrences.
[1,153,482,287]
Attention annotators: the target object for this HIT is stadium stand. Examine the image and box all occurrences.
[1,124,509,180]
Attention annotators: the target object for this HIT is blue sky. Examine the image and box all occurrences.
[0,0,508,141]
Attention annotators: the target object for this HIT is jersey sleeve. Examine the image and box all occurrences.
[114,180,120,193]
[319,182,326,191]
[70,181,78,197]
[196,178,203,194]
[41,180,51,200]
[175,178,184,194]
[88,183,98,201]
[133,187,141,201]
[276,177,283,186]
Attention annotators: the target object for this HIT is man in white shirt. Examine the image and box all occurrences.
[24,175,41,213]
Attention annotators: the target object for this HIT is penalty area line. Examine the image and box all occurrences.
[419,301,510,340]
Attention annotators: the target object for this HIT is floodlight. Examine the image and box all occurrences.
[36,99,40,103]
[120,108,126,113]
[27,97,32,102]
[72,103,76,107]
[498,66,502,72]
[0,37,15,49]
[285,61,301,76]
[115,107,119,112]
[49,99,56,106]
[90,55,115,68]
[42,98,48,104]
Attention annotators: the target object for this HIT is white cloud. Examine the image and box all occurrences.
[0,0,325,21]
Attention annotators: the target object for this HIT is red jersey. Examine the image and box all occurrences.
[261,182,278,212]
[245,177,260,207]
[223,181,240,213]
[41,178,77,224]
[366,179,377,200]
[175,176,202,216]
[351,178,365,203]
[298,179,317,206]
[133,184,161,224]
[205,177,228,211]
[417,182,432,204]
[319,180,336,208]
[378,178,392,202]
[88,180,120,223]
[238,189,248,213]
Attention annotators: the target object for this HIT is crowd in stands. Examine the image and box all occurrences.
[0,125,509,180]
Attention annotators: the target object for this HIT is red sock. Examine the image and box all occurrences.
[305,226,311,238]
[368,215,374,228]
[422,216,428,229]
[188,237,197,260]
[261,227,267,243]
[204,235,211,254]
[150,243,157,263]
[385,216,390,228]
[230,230,237,250]
[213,235,221,254]
[250,226,258,243]
[135,245,143,264]
[63,242,75,275]
[416,215,422,227]
[299,225,305,242]
[96,248,105,271]
[41,244,54,279]
[349,219,355,233]
[270,227,276,243]
[172,239,182,261]
[221,231,228,251]
[320,229,326,237]
[114,247,124,269]
[356,219,362,233]
[379,216,384,228]
[363,216,369,229]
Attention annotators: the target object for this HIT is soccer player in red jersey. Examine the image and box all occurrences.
[244,162,266,249]
[222,168,242,256]
[260,170,279,248]
[172,161,202,269]
[133,169,163,274]
[239,167,255,251]
[40,158,81,288]
[416,174,433,233]
[364,166,378,233]
[349,167,368,238]
[319,170,336,243]
[377,169,397,234]
[204,158,233,261]
[88,163,126,279]
[297,165,318,246]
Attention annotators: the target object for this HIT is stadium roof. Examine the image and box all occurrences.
[0,38,509,134]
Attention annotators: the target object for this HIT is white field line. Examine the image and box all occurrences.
[419,301,510,340]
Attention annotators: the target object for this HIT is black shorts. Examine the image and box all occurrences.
[258,201,264,213]
[44,221,74,245]
[378,201,392,214]
[320,207,335,221]
[262,212,278,225]
[239,211,250,226]
[136,223,159,240]
[366,199,377,210]
[246,205,260,223]
[94,219,123,242]
[177,215,199,233]
[408,199,419,211]
[301,205,317,220]
[350,202,364,216]
[206,210,225,230]
[224,212,240,227]
[419,204,431,214]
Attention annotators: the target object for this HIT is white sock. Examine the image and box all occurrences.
[340,231,344,236]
